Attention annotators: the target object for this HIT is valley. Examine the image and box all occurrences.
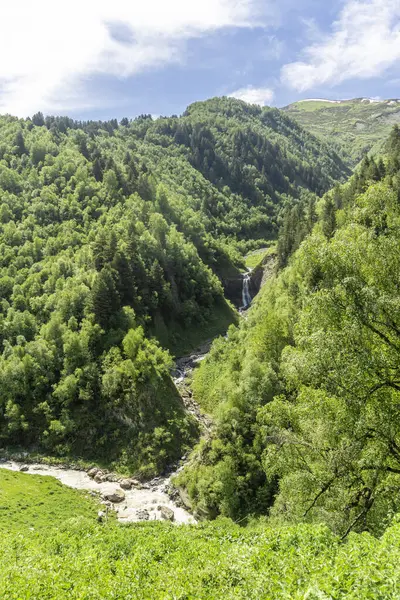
[1,95,400,598]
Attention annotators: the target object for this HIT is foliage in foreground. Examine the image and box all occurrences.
[2,515,400,599]
[2,380,400,600]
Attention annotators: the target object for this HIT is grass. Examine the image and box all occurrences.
[153,298,238,357]
[244,245,277,269]
[0,468,102,534]
[1,469,400,598]
[287,100,355,112]
[285,98,400,166]
[2,517,400,598]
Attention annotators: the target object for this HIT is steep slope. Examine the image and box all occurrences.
[124,97,350,241]
[284,98,400,166]
[178,126,400,536]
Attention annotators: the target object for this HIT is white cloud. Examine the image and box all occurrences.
[281,0,400,91]
[0,0,269,116]
[228,86,274,105]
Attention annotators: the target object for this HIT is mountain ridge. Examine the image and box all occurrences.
[284,96,400,165]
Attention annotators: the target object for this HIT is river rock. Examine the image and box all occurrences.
[120,479,132,490]
[19,465,29,472]
[104,489,125,503]
[136,509,150,521]
[130,479,142,488]
[104,473,118,482]
[87,467,99,478]
[158,506,175,521]
[97,510,106,523]
[94,472,104,483]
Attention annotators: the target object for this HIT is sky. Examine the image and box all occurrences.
[1,0,400,120]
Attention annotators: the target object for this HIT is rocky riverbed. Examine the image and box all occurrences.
[172,340,214,435]
[1,460,195,524]
[0,343,215,525]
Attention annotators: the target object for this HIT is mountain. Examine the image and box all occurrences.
[0,97,349,474]
[3,98,400,598]
[178,125,400,536]
[284,97,400,166]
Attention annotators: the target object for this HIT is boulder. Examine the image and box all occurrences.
[87,468,98,478]
[158,506,175,522]
[136,509,150,521]
[94,472,104,483]
[19,465,29,472]
[97,510,106,523]
[120,479,132,490]
[103,489,125,503]
[130,479,142,488]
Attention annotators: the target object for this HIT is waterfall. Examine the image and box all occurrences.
[242,273,252,308]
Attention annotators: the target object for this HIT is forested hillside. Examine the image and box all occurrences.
[0,97,349,474]
[284,98,400,166]
[178,125,400,537]
[3,98,400,598]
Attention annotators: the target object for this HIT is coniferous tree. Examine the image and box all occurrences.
[321,197,337,239]
[92,267,120,328]
[32,112,45,126]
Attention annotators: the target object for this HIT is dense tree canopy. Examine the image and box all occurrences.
[179,126,400,537]
[0,98,349,474]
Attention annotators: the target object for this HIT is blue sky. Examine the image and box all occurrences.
[1,0,400,119]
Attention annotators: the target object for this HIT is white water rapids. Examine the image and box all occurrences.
[1,460,195,524]
[0,344,215,525]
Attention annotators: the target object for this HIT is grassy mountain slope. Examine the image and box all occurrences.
[284,98,400,166]
[2,469,400,599]
[0,468,103,533]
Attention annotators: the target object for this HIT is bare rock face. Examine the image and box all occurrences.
[120,479,132,490]
[158,506,175,521]
[103,489,125,503]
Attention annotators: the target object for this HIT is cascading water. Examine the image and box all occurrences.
[242,273,252,308]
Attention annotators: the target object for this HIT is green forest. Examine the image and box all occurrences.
[179,125,400,537]
[2,97,400,598]
[0,97,349,474]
